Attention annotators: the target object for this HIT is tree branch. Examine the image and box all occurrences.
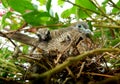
[0,32,39,47]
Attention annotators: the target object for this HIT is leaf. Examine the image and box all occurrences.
[22,45,29,54]
[46,0,51,12]
[1,0,9,8]
[22,10,50,26]
[102,0,109,6]
[55,13,59,21]
[74,0,100,19]
[1,12,12,30]
[37,0,46,6]
[112,0,120,13]
[61,7,76,18]
[7,0,36,14]
[0,48,12,59]
[75,0,97,12]
[76,8,90,19]
[58,0,64,6]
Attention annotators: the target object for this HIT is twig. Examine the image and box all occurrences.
[64,0,100,15]
[77,62,85,78]
[0,31,16,47]
[66,67,75,78]
[109,0,120,10]
[55,32,82,64]
[90,0,120,25]
[113,42,120,48]
[93,24,120,29]
[82,72,114,78]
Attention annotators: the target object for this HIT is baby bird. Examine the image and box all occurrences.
[36,28,51,42]
[36,21,93,42]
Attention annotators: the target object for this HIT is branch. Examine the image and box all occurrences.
[109,0,120,10]
[65,0,120,25]
[28,48,120,78]
[0,31,17,47]
[64,0,100,15]
[93,24,120,29]
[0,32,38,47]
[95,74,120,84]
[90,0,120,25]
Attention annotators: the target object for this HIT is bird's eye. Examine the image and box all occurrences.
[78,24,82,28]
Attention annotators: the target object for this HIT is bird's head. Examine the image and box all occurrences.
[73,21,93,37]
[36,28,51,42]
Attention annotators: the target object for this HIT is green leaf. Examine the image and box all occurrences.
[102,0,109,6]
[1,12,12,30]
[112,0,120,13]
[22,10,50,26]
[55,13,59,21]
[37,0,47,6]
[0,48,12,59]
[75,0,97,12]
[45,13,59,29]
[46,0,51,12]
[22,45,29,54]
[112,8,119,13]
[61,7,76,18]
[58,0,64,6]
[101,0,109,13]
[7,0,36,14]
[76,8,90,19]
[1,0,9,8]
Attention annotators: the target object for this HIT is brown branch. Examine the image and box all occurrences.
[82,72,114,78]
[0,32,39,47]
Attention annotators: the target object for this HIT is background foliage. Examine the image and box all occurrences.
[0,0,120,84]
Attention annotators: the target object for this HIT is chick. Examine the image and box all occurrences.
[36,28,51,42]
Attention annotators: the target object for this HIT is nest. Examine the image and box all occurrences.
[23,29,120,84]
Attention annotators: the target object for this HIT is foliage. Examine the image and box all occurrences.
[0,0,120,84]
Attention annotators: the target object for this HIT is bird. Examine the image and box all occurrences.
[36,21,93,43]
[36,28,51,42]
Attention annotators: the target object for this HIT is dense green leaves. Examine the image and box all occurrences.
[23,10,50,25]
[7,0,36,14]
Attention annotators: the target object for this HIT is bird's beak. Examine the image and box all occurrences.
[84,29,94,38]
